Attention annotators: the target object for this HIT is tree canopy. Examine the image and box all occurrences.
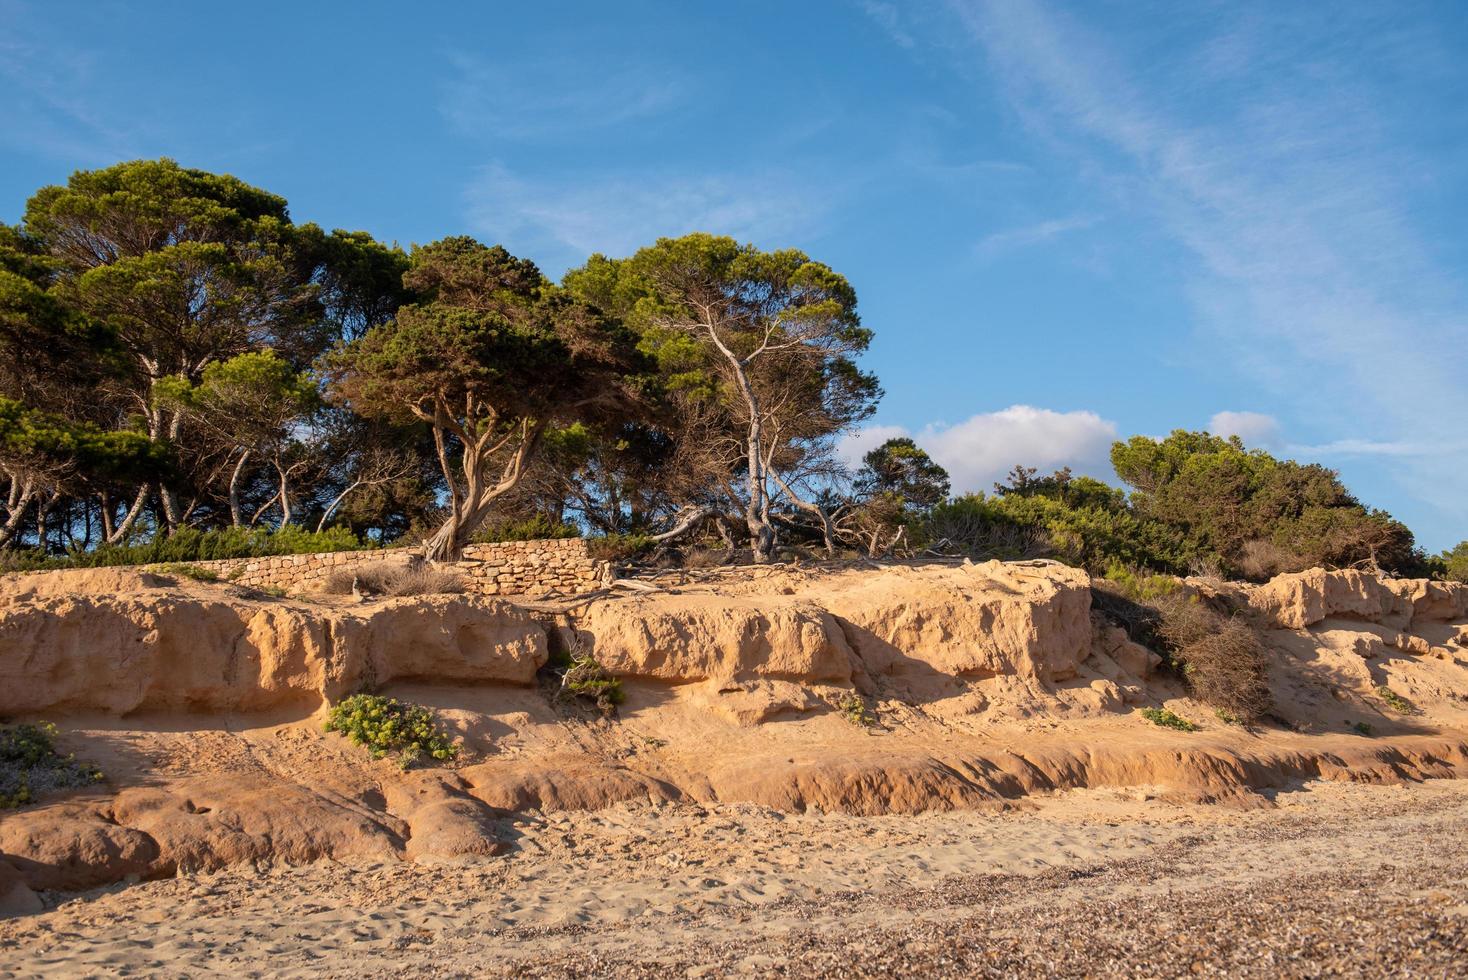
[0,160,1449,580]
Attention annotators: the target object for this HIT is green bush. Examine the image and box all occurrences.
[1376,685,1416,714]
[1140,707,1198,731]
[586,532,655,563]
[0,525,369,573]
[323,694,459,769]
[559,653,625,712]
[1,722,104,809]
[472,514,581,543]
[1439,541,1468,583]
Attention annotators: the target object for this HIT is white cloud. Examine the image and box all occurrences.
[465,162,835,270]
[840,405,1117,494]
[1208,410,1281,449]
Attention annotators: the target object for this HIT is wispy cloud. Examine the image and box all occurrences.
[465,162,838,271]
[947,0,1468,544]
[440,51,688,141]
[0,2,139,164]
[974,214,1096,259]
[858,1,916,49]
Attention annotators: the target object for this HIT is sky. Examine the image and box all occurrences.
[2,0,1465,550]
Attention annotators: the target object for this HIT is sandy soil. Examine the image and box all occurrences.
[4,778,1466,978]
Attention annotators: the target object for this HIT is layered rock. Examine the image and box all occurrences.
[0,591,547,716]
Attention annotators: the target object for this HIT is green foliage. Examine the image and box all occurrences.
[1140,707,1198,731]
[1111,430,1419,576]
[1214,708,1242,725]
[854,438,950,511]
[1,722,104,809]
[473,514,580,543]
[154,562,221,583]
[0,397,166,486]
[1376,685,1416,714]
[1101,562,1182,602]
[837,692,877,726]
[921,488,1189,573]
[1351,721,1374,736]
[587,532,655,562]
[560,654,625,712]
[1439,541,1468,583]
[327,236,650,557]
[0,525,367,572]
[323,694,459,769]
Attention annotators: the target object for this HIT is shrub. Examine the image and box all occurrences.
[1237,539,1310,582]
[472,514,580,543]
[323,694,459,769]
[1439,540,1468,583]
[1093,586,1273,723]
[0,525,370,573]
[1100,562,1180,603]
[322,563,466,597]
[1376,685,1416,714]
[837,692,876,726]
[1140,707,1198,731]
[155,562,221,583]
[1153,595,1272,723]
[558,653,625,713]
[1,722,104,809]
[586,532,656,563]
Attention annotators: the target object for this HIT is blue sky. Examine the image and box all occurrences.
[2,0,1465,550]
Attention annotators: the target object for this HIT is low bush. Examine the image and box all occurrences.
[322,563,466,597]
[155,562,221,583]
[1140,707,1198,731]
[837,692,876,726]
[0,525,369,573]
[557,653,625,713]
[472,514,580,543]
[1,722,104,809]
[586,532,656,563]
[323,694,459,769]
[1376,685,1416,714]
[1093,584,1273,723]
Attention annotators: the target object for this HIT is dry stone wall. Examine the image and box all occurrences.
[187,537,604,597]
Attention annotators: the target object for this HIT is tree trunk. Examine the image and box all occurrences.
[106,485,150,544]
[228,450,250,527]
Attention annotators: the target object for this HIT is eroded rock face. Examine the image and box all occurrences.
[1246,568,1468,630]
[822,561,1094,686]
[0,593,547,716]
[574,596,854,684]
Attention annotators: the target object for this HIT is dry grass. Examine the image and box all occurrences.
[1238,539,1311,581]
[1153,594,1272,723]
[1094,583,1273,724]
[322,563,467,597]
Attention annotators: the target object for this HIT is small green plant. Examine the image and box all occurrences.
[155,562,221,583]
[1140,707,1198,731]
[1351,720,1374,736]
[837,692,877,726]
[1214,708,1242,725]
[586,532,656,563]
[560,653,625,712]
[1375,685,1416,714]
[1,722,104,809]
[324,694,459,769]
[1102,562,1181,602]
